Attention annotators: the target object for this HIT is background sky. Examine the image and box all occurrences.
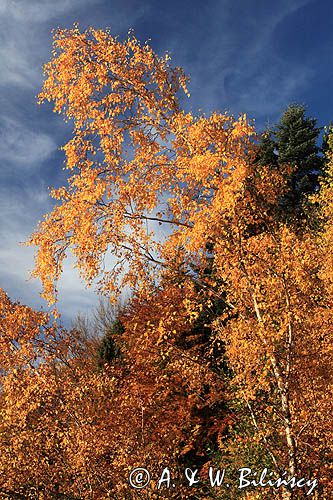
[1,0,333,326]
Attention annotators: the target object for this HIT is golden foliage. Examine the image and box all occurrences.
[4,26,330,498]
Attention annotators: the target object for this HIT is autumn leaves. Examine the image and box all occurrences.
[0,27,331,498]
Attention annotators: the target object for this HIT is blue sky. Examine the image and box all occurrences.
[0,0,332,326]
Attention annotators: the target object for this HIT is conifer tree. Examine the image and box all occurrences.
[254,129,278,168]
[275,104,323,217]
[255,105,324,225]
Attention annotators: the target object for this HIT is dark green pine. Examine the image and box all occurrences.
[254,129,278,168]
[275,104,323,212]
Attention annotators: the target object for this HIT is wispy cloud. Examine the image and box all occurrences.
[0,0,322,325]
[0,0,152,324]
[0,182,99,323]
[1,0,100,23]
[0,117,56,167]
[0,0,102,88]
[170,0,314,122]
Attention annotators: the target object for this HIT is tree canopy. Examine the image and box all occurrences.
[0,26,331,499]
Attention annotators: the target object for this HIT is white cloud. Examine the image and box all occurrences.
[0,36,36,88]
[0,0,151,323]
[0,0,101,88]
[1,0,100,23]
[0,0,316,324]
[0,242,100,325]
[0,0,148,88]
[0,183,100,324]
[0,117,56,167]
